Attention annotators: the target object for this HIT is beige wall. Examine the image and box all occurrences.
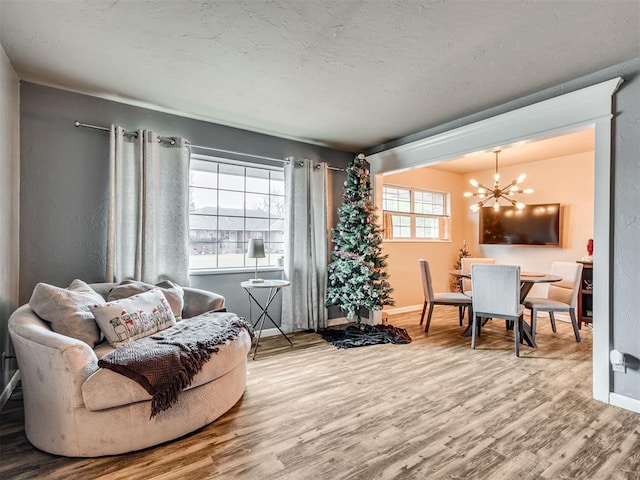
[462,151,594,296]
[0,40,20,393]
[381,167,465,310]
[381,149,595,309]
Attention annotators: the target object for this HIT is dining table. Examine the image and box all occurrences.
[449,269,562,348]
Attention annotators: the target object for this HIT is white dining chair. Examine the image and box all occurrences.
[419,259,472,333]
[460,257,495,296]
[471,264,524,356]
[523,261,583,343]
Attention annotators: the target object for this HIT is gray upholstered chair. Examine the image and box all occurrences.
[419,259,472,333]
[460,257,495,296]
[471,264,524,356]
[523,261,583,343]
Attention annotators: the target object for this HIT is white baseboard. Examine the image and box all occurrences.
[0,370,20,411]
[254,327,283,338]
[610,392,640,414]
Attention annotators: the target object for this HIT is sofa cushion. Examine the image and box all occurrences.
[29,279,104,347]
[82,326,251,411]
[108,280,185,319]
[90,288,176,348]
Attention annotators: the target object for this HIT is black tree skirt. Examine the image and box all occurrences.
[319,324,412,349]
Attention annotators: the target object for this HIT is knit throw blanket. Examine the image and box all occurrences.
[98,311,253,418]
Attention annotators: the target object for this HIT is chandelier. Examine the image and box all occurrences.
[464,149,533,212]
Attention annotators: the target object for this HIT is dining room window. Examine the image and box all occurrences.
[382,185,450,240]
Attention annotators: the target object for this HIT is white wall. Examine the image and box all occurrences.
[0,40,20,393]
[462,151,594,296]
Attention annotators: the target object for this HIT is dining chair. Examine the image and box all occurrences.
[419,259,472,333]
[470,264,524,356]
[523,261,583,343]
[460,257,495,296]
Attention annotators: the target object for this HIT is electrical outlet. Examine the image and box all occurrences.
[610,349,627,373]
[612,362,627,373]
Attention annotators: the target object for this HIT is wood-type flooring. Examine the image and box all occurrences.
[1,308,638,480]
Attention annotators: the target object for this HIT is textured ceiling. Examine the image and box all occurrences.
[0,0,639,151]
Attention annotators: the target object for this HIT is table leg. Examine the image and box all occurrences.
[245,287,293,359]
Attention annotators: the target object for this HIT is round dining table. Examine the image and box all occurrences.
[448,269,562,348]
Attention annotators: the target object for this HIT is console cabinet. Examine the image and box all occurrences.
[577,261,593,328]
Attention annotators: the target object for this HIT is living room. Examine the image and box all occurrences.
[1,1,640,478]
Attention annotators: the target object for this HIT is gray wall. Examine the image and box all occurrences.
[0,42,19,396]
[20,82,354,325]
[367,56,640,401]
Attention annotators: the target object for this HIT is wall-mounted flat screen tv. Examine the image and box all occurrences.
[479,203,561,246]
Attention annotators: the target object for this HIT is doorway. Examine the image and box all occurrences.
[367,78,622,405]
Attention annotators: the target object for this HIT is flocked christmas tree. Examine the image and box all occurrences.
[326,154,394,323]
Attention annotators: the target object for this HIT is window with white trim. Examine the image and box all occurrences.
[382,185,450,240]
[189,155,285,270]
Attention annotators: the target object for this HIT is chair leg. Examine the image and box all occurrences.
[530,309,538,344]
[425,303,435,333]
[549,312,557,333]
[471,313,478,349]
[420,300,427,325]
[569,309,582,343]
[459,306,464,326]
[514,317,521,357]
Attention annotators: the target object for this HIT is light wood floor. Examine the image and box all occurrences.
[1,309,639,480]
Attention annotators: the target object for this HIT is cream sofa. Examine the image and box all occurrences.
[8,283,252,457]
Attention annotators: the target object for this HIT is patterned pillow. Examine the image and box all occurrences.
[90,288,176,348]
[29,279,104,347]
[107,280,184,319]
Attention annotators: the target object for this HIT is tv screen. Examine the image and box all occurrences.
[479,203,561,246]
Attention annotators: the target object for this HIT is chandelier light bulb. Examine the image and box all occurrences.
[464,149,530,213]
[523,188,534,194]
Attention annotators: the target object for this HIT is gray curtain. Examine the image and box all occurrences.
[106,126,190,286]
[281,159,328,332]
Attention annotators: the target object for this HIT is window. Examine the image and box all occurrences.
[189,155,285,270]
[382,185,450,240]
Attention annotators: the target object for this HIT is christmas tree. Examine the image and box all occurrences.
[326,154,394,323]
[450,240,470,292]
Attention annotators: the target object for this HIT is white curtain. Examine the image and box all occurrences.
[106,126,190,286]
[281,159,328,332]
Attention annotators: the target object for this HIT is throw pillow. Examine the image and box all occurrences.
[29,279,104,347]
[107,280,184,319]
[90,288,177,348]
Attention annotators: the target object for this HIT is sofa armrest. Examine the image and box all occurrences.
[182,287,225,318]
[8,305,99,410]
